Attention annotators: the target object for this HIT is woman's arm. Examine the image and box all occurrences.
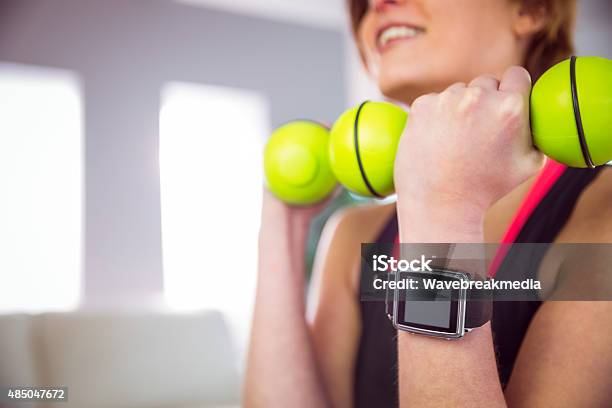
[396,207,506,407]
[394,67,542,407]
[506,223,612,407]
[245,188,389,407]
[308,204,394,408]
[505,300,612,407]
[244,191,330,407]
[307,209,362,408]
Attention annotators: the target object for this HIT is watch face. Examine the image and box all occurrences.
[395,270,468,337]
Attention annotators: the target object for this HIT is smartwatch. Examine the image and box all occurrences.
[387,268,491,339]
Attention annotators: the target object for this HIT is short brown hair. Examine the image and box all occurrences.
[347,0,576,81]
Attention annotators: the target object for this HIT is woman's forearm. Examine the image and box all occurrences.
[396,204,506,407]
[397,322,504,407]
[244,196,329,407]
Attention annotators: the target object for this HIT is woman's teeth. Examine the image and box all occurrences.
[378,26,422,48]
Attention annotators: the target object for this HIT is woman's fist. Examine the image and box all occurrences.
[394,66,545,217]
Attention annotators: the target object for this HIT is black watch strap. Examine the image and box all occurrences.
[465,287,492,329]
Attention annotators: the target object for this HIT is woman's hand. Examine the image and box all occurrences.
[261,189,330,242]
[394,66,545,241]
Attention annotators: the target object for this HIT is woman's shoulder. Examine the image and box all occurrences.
[558,166,612,242]
[323,202,396,246]
[312,202,395,287]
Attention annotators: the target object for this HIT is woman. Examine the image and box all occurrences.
[245,0,612,407]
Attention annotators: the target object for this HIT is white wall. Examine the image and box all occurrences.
[0,0,610,311]
[0,0,346,309]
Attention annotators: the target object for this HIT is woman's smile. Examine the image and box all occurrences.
[376,23,425,53]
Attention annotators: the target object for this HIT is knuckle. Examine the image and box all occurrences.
[411,93,433,112]
[510,65,530,79]
[447,82,466,91]
[472,75,490,84]
[498,93,525,123]
[438,89,454,105]
[507,92,525,109]
[468,86,484,98]
[457,87,484,113]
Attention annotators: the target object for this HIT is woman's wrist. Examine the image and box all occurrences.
[396,193,485,243]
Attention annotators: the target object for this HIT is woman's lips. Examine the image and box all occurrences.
[376,24,425,52]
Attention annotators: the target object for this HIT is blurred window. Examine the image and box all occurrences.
[0,63,83,312]
[160,82,268,353]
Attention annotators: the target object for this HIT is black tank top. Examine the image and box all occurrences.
[354,166,604,408]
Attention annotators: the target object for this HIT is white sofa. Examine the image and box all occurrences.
[0,311,241,408]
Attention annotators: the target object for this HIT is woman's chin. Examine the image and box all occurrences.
[378,75,451,107]
[379,80,428,106]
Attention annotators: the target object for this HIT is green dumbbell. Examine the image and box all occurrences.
[263,120,337,205]
[330,56,612,198]
[531,56,612,167]
[329,101,407,198]
[264,56,612,204]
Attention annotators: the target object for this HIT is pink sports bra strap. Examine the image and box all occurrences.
[487,159,567,278]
